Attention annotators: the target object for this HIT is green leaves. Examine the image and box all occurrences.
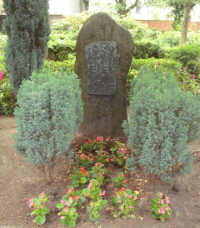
[29,193,50,226]
[56,203,64,209]
[35,215,46,226]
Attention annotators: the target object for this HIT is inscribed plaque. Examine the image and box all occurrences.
[85,41,119,95]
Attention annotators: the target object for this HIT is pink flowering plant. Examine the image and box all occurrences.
[82,179,105,201]
[28,192,50,225]
[56,189,80,227]
[0,71,3,80]
[112,188,139,218]
[76,153,95,168]
[57,206,78,227]
[151,192,172,221]
[89,162,108,186]
[71,167,90,188]
[113,172,127,188]
[76,137,129,168]
[110,141,128,167]
[87,198,108,223]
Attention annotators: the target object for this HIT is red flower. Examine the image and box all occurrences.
[96,136,103,142]
[80,167,88,176]
[120,187,126,192]
[106,136,111,142]
[119,147,127,155]
[81,153,88,160]
[191,74,196,79]
[88,138,93,144]
[66,189,74,194]
[72,195,79,201]
[114,189,118,195]
[95,162,102,167]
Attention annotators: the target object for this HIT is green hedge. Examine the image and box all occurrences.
[133,41,165,59]
[44,54,76,72]
[131,58,182,72]
[0,77,16,115]
[48,32,76,61]
[166,44,200,75]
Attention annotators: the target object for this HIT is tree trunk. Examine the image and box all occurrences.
[180,4,193,44]
[44,164,54,184]
[80,0,89,12]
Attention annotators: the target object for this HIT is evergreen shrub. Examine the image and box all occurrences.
[3,0,50,94]
[124,67,200,180]
[14,70,83,180]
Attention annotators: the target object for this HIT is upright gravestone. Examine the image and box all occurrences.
[75,13,133,137]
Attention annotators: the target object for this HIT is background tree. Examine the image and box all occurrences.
[3,0,50,95]
[80,0,89,11]
[170,1,184,31]
[115,0,140,16]
[146,0,200,43]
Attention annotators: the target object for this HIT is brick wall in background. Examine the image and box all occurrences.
[137,20,200,32]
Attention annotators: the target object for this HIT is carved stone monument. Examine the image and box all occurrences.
[75,12,133,137]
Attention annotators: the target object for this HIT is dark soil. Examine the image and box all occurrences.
[0,116,200,228]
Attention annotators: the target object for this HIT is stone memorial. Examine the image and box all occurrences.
[75,12,133,137]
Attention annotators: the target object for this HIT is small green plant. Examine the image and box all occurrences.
[151,192,172,222]
[87,198,107,223]
[76,153,95,168]
[28,192,50,226]
[57,207,78,227]
[89,162,107,186]
[110,141,128,167]
[113,172,127,188]
[71,167,90,188]
[56,189,80,227]
[76,137,129,167]
[112,188,139,218]
[82,179,105,201]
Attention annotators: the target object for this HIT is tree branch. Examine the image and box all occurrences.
[127,0,140,12]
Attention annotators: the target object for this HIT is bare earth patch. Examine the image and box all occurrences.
[0,116,200,228]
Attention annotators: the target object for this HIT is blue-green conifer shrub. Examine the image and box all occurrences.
[14,70,83,181]
[3,0,50,94]
[123,67,200,181]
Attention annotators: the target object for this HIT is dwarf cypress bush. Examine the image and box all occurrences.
[3,0,50,94]
[123,67,200,181]
[14,70,83,181]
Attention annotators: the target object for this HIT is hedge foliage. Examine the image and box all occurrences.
[1,11,200,115]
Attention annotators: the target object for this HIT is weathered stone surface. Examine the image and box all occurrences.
[75,12,133,137]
